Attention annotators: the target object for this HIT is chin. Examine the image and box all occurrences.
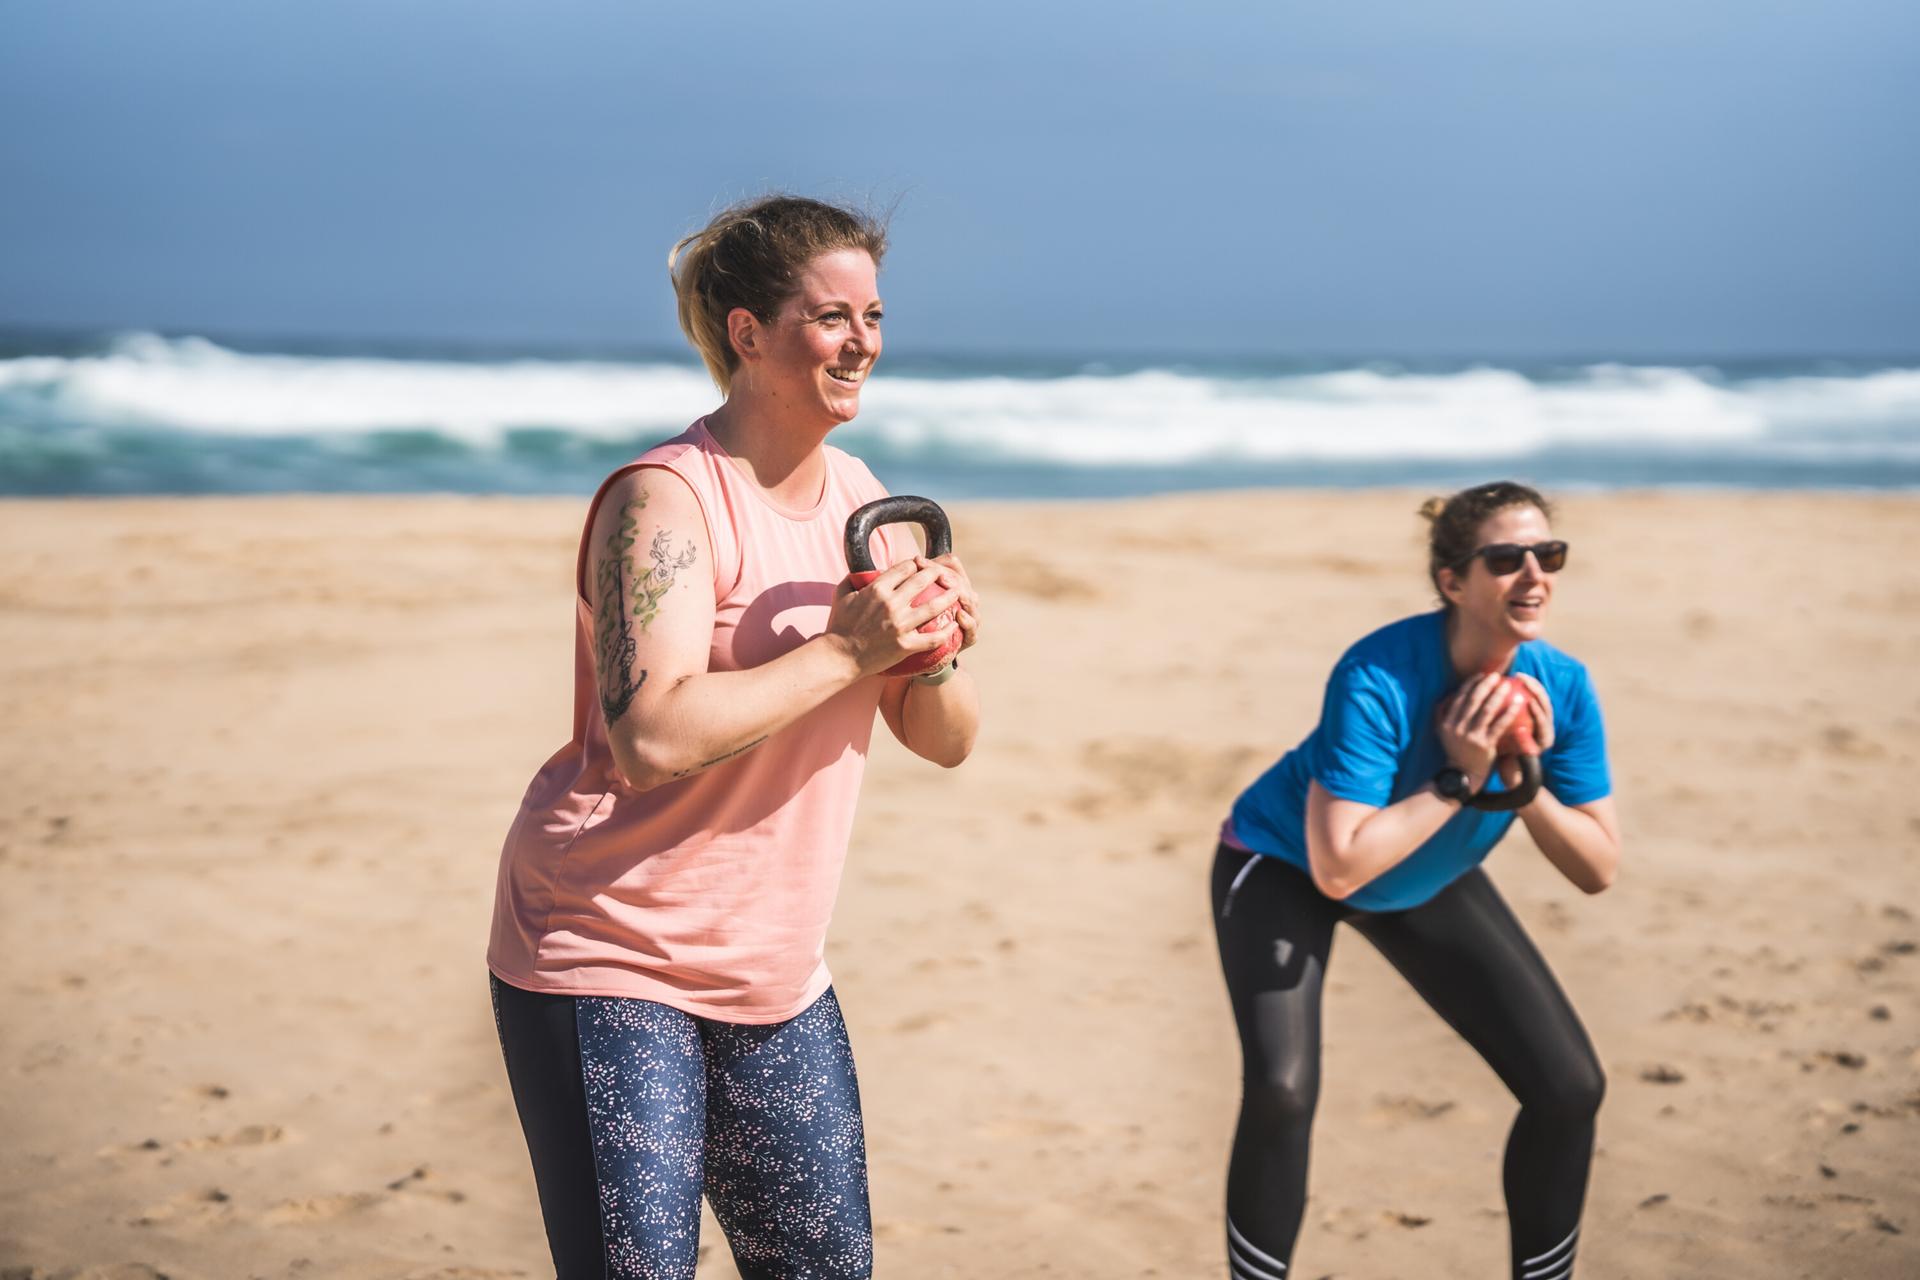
[820,397,861,425]
[1504,616,1546,643]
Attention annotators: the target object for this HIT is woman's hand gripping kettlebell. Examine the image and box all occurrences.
[832,496,965,679]
[1439,672,1546,812]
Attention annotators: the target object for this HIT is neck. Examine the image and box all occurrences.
[705,391,834,507]
[1444,607,1521,680]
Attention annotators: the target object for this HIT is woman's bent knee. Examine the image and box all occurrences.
[1243,1064,1320,1128]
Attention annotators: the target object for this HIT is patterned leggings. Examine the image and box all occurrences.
[490,975,873,1280]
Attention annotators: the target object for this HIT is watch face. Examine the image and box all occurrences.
[1435,767,1470,799]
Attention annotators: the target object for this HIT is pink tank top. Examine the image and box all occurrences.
[487,420,909,1022]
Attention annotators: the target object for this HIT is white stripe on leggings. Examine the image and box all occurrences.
[1226,1218,1286,1274]
[1521,1224,1579,1276]
[1229,1245,1286,1280]
[1221,854,1262,918]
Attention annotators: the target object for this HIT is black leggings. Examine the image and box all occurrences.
[1211,845,1603,1280]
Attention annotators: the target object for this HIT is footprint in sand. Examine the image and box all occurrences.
[978,555,1101,603]
[1316,1204,1375,1241]
[385,1164,469,1204]
[978,1116,1084,1141]
[890,1012,949,1034]
[101,1126,279,1160]
[1368,1094,1457,1124]
[130,1186,233,1228]
[178,1123,285,1150]
[1815,1049,1869,1070]
[873,1220,967,1242]
[7,1266,177,1280]
[262,1190,384,1225]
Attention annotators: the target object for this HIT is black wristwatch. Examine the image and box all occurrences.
[1432,765,1475,804]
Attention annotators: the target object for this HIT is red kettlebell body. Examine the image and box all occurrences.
[844,496,962,678]
[1493,676,1538,757]
[1455,672,1543,813]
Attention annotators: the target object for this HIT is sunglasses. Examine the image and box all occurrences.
[1458,540,1569,575]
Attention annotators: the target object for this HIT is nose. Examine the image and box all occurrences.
[1516,552,1548,584]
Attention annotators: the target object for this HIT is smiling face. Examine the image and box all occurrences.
[1438,503,1556,644]
[731,248,882,427]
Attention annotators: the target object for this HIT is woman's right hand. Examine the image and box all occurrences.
[827,557,960,677]
[1437,673,1523,786]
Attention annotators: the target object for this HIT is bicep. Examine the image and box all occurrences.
[1311,667,1402,806]
[584,468,716,729]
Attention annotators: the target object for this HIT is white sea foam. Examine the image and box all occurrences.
[4,333,1918,471]
[0,333,717,439]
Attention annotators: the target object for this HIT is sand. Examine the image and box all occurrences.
[1,490,1916,1279]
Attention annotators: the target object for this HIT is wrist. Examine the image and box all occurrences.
[909,653,960,688]
[1432,765,1472,805]
[1433,762,1491,804]
[815,632,871,683]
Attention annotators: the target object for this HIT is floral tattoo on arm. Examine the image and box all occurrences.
[593,486,698,727]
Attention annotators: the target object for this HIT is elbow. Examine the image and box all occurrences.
[1584,840,1623,894]
[1316,876,1360,902]
[928,735,976,770]
[1308,859,1360,902]
[608,735,678,794]
[902,712,975,769]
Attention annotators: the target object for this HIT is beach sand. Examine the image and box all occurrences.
[1,490,1915,1279]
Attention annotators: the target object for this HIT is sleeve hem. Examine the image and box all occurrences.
[1314,777,1392,809]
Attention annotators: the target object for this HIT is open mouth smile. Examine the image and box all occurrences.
[826,366,866,386]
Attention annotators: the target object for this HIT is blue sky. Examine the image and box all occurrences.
[2,0,1916,356]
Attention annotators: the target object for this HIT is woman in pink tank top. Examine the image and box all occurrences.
[487,196,982,1279]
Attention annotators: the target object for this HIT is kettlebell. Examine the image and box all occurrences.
[843,496,962,678]
[1465,675,1543,812]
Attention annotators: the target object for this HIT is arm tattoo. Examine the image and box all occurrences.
[593,499,645,726]
[670,736,768,780]
[592,485,699,728]
[637,527,699,632]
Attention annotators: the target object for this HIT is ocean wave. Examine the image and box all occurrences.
[3,333,1918,494]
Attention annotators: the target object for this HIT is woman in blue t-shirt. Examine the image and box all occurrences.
[1212,481,1621,1280]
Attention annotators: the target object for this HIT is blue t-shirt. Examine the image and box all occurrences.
[1228,611,1611,912]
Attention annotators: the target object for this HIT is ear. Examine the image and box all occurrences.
[1437,563,1468,606]
[725,307,761,366]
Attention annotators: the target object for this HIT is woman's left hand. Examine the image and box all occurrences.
[1495,674,1555,792]
[1513,673,1555,751]
[926,553,981,652]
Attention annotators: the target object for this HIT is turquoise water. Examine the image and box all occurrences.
[4,330,1918,497]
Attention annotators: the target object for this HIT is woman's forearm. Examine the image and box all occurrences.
[1518,792,1618,893]
[608,634,865,790]
[895,667,980,767]
[1309,780,1478,899]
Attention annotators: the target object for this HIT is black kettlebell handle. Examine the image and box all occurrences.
[845,496,952,573]
[1464,754,1543,812]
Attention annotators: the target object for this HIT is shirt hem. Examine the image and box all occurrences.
[486,958,834,1026]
